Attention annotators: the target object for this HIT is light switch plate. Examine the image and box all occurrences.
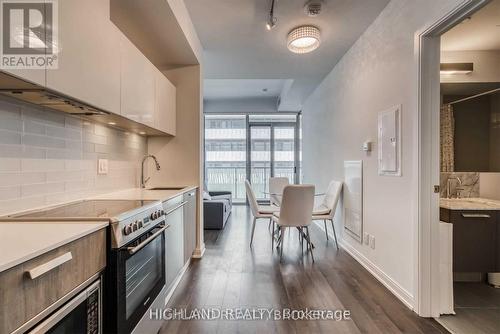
[98,159,108,175]
[363,232,369,245]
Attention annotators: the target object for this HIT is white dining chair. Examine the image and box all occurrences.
[272,184,315,262]
[245,180,280,247]
[269,177,289,207]
[312,180,343,250]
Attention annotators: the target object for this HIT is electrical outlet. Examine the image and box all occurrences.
[98,159,108,175]
[363,232,369,245]
[369,235,376,249]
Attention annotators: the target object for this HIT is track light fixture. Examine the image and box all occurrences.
[266,0,277,30]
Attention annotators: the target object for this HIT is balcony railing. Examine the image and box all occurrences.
[206,166,295,202]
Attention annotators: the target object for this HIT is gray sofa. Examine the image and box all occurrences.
[203,191,232,230]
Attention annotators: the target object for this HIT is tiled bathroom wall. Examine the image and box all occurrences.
[0,96,147,216]
[440,172,480,198]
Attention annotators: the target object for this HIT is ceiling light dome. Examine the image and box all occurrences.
[287,25,321,54]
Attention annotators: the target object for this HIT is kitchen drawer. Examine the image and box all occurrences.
[0,229,106,334]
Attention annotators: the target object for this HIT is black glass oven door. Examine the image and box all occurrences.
[114,223,166,334]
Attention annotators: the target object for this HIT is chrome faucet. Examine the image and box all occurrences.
[141,155,161,188]
[446,176,462,199]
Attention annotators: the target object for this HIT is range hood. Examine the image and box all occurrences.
[0,71,165,136]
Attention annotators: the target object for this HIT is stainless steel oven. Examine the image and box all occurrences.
[106,221,167,334]
[27,279,102,334]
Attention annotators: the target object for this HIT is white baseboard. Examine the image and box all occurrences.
[313,221,415,310]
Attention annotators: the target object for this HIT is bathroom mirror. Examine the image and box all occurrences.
[441,83,500,172]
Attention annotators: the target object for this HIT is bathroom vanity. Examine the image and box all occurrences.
[440,198,500,272]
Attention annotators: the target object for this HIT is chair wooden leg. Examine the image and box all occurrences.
[305,226,315,263]
[323,219,329,240]
[271,220,276,250]
[250,217,256,247]
[331,219,339,250]
[280,226,285,262]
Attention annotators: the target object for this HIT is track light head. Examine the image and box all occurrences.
[266,0,277,31]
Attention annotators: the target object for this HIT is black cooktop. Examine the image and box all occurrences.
[12,200,157,219]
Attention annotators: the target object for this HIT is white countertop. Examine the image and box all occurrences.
[440,198,500,210]
[91,186,198,202]
[0,221,108,273]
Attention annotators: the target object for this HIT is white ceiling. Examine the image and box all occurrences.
[204,79,291,100]
[441,0,500,52]
[186,0,390,111]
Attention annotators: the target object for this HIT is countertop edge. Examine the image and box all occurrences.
[0,222,108,274]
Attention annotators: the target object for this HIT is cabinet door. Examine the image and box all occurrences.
[183,190,197,262]
[452,210,496,272]
[164,196,184,290]
[154,70,176,135]
[120,36,155,127]
[46,0,120,114]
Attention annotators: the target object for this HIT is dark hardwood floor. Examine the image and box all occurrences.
[160,206,448,334]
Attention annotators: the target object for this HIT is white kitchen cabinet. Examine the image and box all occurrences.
[46,0,121,114]
[163,196,184,290]
[154,70,176,135]
[120,36,155,127]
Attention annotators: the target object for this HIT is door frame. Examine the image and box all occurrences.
[415,0,489,317]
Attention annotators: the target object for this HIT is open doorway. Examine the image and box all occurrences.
[418,0,500,332]
[436,1,500,332]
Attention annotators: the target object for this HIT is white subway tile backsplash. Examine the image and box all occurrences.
[0,185,21,200]
[0,130,22,145]
[0,96,147,215]
[0,158,21,171]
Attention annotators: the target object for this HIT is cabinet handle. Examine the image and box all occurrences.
[165,201,188,216]
[27,252,73,279]
[188,192,195,197]
[461,213,491,218]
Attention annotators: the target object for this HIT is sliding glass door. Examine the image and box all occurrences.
[248,121,297,201]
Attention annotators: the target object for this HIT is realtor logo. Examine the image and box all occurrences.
[0,0,58,69]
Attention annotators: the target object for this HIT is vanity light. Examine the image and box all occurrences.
[108,122,116,125]
[139,131,146,135]
[287,25,321,54]
[440,62,473,74]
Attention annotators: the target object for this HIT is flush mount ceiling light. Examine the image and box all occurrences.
[287,25,321,54]
[440,62,474,74]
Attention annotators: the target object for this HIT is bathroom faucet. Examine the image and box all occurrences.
[446,176,462,199]
[141,155,161,188]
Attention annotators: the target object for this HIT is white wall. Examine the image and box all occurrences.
[302,0,463,309]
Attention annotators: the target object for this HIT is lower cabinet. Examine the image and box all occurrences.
[163,190,198,292]
[448,210,497,272]
[163,196,184,290]
[183,190,197,262]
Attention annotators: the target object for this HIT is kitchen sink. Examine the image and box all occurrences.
[148,186,186,190]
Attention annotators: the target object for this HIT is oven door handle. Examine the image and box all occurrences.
[126,224,169,255]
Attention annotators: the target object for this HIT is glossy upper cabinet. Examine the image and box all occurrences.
[46,0,121,114]
[154,71,176,136]
[120,36,155,127]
